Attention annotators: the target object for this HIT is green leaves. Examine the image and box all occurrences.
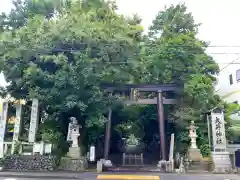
[149,4,199,38]
[0,1,229,153]
[0,0,144,141]
[144,3,221,152]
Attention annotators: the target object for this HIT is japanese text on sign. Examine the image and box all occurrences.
[28,99,39,143]
[215,117,223,144]
[211,111,227,150]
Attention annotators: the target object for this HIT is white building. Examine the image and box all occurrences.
[215,63,240,120]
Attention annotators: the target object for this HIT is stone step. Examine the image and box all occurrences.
[188,161,212,172]
[187,169,209,173]
[104,165,160,172]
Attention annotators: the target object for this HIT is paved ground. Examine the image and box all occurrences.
[0,179,70,180]
[0,172,239,180]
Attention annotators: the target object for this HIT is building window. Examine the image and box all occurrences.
[236,69,240,82]
[229,74,233,85]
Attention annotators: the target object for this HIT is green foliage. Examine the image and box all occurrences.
[224,103,240,142]
[143,3,221,152]
[0,0,77,31]
[13,140,21,155]
[115,105,145,139]
[85,115,107,145]
[126,134,140,146]
[0,0,143,153]
[1,0,53,30]
[200,144,211,157]
[149,4,199,37]
[40,121,62,143]
[0,1,231,155]
[39,115,68,155]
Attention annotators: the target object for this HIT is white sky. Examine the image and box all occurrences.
[1,0,240,86]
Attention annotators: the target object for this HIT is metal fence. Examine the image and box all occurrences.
[122,153,144,166]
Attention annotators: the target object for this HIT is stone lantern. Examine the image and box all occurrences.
[189,120,198,149]
[187,121,203,161]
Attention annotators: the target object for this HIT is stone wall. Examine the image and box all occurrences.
[58,157,88,171]
[1,155,58,171]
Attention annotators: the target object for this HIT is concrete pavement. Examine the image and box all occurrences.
[0,179,62,180]
[0,172,239,180]
[0,171,95,179]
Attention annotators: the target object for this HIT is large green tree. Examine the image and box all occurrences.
[143,4,221,153]
[0,0,76,31]
[0,0,143,151]
[1,1,230,157]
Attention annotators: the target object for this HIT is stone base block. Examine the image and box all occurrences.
[157,160,173,172]
[58,157,88,171]
[67,147,81,159]
[188,160,212,172]
[212,151,232,173]
[96,159,113,172]
[97,160,103,173]
[100,159,113,167]
[188,148,203,161]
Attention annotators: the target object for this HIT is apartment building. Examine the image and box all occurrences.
[215,64,240,120]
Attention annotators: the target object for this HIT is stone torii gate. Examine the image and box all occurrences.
[102,83,179,162]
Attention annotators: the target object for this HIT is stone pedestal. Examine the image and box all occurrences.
[188,148,203,161]
[97,160,103,173]
[68,147,81,159]
[212,151,232,173]
[187,121,203,162]
[100,159,113,167]
[58,157,88,171]
[157,160,174,172]
[96,159,113,172]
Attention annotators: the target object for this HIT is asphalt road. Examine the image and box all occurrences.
[0,174,239,180]
[0,179,66,180]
